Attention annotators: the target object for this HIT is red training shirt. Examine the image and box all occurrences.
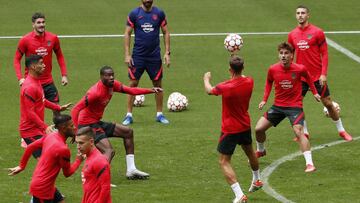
[19,75,61,138]
[262,62,317,108]
[211,76,254,134]
[71,80,154,126]
[81,148,111,203]
[14,31,67,85]
[288,24,328,82]
[19,132,82,199]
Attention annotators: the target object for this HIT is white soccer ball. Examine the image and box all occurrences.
[224,33,243,52]
[167,92,188,112]
[133,95,145,107]
[323,101,340,117]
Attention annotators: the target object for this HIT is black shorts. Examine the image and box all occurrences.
[217,129,252,155]
[42,83,59,103]
[264,105,305,127]
[128,56,163,81]
[32,188,63,203]
[302,80,330,97]
[78,121,116,144]
[23,135,43,158]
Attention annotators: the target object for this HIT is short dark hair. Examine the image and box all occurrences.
[278,42,294,53]
[296,5,310,13]
[32,12,45,23]
[76,126,95,139]
[100,65,113,75]
[53,114,72,128]
[229,55,244,73]
[25,55,43,68]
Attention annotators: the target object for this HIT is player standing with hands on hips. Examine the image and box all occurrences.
[123,0,171,125]
[288,5,352,141]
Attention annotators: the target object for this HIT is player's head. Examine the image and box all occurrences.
[277,42,294,67]
[296,5,310,25]
[229,55,244,76]
[32,12,46,34]
[100,65,115,87]
[75,126,95,155]
[25,55,45,76]
[141,0,153,10]
[53,114,75,139]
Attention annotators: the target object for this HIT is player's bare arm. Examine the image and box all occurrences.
[161,25,171,68]
[258,101,266,110]
[203,72,214,94]
[124,26,134,67]
[60,103,73,111]
[61,75,68,86]
[8,166,23,176]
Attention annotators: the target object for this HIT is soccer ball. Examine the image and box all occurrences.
[323,101,340,117]
[133,95,145,107]
[167,92,188,112]
[224,33,243,52]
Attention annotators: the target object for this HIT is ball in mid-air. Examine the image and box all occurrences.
[224,33,243,52]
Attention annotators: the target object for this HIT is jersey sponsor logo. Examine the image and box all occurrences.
[297,40,309,50]
[35,47,48,57]
[152,14,158,21]
[141,23,155,33]
[279,80,293,89]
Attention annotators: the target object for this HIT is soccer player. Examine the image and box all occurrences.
[76,126,112,203]
[71,65,161,179]
[255,42,321,173]
[288,5,352,141]
[8,114,83,203]
[20,55,71,158]
[203,56,263,203]
[14,12,68,117]
[122,0,171,125]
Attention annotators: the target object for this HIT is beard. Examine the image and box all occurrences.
[143,1,153,9]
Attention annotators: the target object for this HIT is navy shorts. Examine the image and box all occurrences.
[32,188,63,203]
[78,121,116,144]
[217,129,252,155]
[302,80,330,98]
[128,57,163,81]
[23,135,43,158]
[42,83,59,103]
[264,105,305,127]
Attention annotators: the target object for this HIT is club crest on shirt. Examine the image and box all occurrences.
[152,14,158,21]
[47,40,51,46]
[307,34,312,39]
[291,73,297,79]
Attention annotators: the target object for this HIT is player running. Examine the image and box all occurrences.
[288,5,352,141]
[71,65,161,179]
[203,55,263,203]
[9,114,83,203]
[255,42,321,173]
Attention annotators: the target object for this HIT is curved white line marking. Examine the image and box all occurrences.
[261,136,360,203]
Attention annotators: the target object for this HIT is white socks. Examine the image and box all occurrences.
[256,142,265,152]
[126,112,133,117]
[303,151,314,166]
[126,154,136,172]
[156,112,163,117]
[252,170,260,182]
[333,118,345,132]
[231,182,244,198]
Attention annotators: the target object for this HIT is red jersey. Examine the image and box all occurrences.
[288,24,328,81]
[211,76,253,134]
[71,80,154,126]
[81,148,111,203]
[19,132,82,200]
[262,62,317,108]
[14,31,67,85]
[19,75,61,138]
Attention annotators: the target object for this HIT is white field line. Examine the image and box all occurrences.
[0,31,360,39]
[261,136,360,203]
[327,37,360,63]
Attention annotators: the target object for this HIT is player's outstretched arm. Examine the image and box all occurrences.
[203,72,214,94]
